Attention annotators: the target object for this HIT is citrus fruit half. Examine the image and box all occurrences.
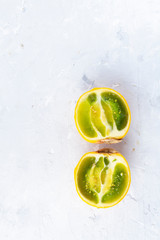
[74,148,131,208]
[74,88,131,143]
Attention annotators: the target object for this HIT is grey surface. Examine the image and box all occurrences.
[0,0,160,239]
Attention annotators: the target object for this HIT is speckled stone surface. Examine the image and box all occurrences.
[0,1,160,239]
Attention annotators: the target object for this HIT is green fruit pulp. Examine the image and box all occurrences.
[77,156,129,205]
[76,90,129,139]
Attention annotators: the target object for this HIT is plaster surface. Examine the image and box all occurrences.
[0,1,160,239]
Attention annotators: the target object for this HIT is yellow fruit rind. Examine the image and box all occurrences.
[74,148,131,208]
[74,88,131,143]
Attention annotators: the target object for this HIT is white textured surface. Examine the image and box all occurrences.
[0,1,160,239]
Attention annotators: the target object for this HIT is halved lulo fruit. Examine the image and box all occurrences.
[74,88,131,143]
[74,149,131,208]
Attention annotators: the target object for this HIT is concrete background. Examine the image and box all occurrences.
[0,0,160,239]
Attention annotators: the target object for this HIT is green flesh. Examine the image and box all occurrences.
[87,93,97,104]
[77,157,99,203]
[104,157,110,166]
[101,92,129,131]
[77,156,129,205]
[89,157,104,193]
[77,100,97,138]
[112,159,117,162]
[76,90,129,139]
[101,163,129,203]
[90,103,106,137]
[101,99,114,129]
[101,167,108,184]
